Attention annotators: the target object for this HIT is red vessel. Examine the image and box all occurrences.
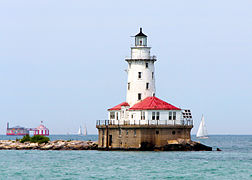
[6,123,29,136]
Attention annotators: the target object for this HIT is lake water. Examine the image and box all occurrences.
[0,135,251,179]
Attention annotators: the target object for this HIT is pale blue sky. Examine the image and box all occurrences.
[0,0,251,134]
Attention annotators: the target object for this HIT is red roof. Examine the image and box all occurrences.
[129,96,181,110]
[108,102,130,111]
[36,124,49,130]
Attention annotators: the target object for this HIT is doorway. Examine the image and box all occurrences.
[109,135,112,146]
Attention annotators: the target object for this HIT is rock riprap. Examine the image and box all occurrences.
[0,140,215,151]
[0,140,98,150]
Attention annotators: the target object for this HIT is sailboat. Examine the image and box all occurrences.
[196,115,208,139]
[83,124,88,136]
[78,126,82,135]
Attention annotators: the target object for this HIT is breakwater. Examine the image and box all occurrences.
[0,140,98,150]
[0,139,213,151]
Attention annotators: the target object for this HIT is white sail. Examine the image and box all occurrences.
[83,124,87,136]
[78,126,82,135]
[196,115,208,138]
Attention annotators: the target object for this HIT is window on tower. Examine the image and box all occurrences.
[145,63,148,68]
[138,72,142,79]
[138,93,141,100]
[152,72,154,79]
[146,83,149,89]
[128,83,130,90]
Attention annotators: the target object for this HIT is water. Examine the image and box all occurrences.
[0,135,252,179]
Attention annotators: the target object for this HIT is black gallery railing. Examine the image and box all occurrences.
[96,119,193,126]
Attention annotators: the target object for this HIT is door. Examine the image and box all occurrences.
[109,135,112,146]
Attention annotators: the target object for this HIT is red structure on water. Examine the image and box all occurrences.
[6,122,50,136]
[6,123,29,136]
[33,124,49,136]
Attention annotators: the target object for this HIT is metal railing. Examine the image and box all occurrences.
[96,119,193,126]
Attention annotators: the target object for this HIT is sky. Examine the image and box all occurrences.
[0,0,251,135]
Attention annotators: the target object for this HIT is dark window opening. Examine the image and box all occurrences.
[172,131,176,135]
[138,72,142,79]
[173,112,176,120]
[128,83,130,90]
[169,112,172,120]
[146,83,149,89]
[146,63,149,68]
[156,112,160,120]
[156,130,159,135]
[138,93,142,100]
[152,112,155,120]
[110,112,115,119]
[141,111,145,120]
[152,72,154,79]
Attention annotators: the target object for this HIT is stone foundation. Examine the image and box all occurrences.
[97,124,193,149]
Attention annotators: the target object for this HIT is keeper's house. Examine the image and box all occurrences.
[96,28,193,150]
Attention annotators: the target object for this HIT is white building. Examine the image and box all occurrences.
[107,28,192,126]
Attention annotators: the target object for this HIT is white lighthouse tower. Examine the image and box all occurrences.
[126,28,156,107]
[97,28,194,150]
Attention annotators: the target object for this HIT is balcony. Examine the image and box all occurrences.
[125,55,157,61]
[96,119,193,127]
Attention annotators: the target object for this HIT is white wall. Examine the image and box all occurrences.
[131,47,150,59]
[126,48,156,107]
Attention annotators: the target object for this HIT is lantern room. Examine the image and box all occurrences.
[135,28,147,46]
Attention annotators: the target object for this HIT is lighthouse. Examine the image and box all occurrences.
[126,28,156,107]
[96,28,193,150]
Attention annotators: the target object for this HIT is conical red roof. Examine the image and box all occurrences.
[108,102,130,111]
[129,96,181,110]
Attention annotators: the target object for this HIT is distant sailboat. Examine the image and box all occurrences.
[78,126,82,135]
[83,124,88,136]
[196,115,208,139]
